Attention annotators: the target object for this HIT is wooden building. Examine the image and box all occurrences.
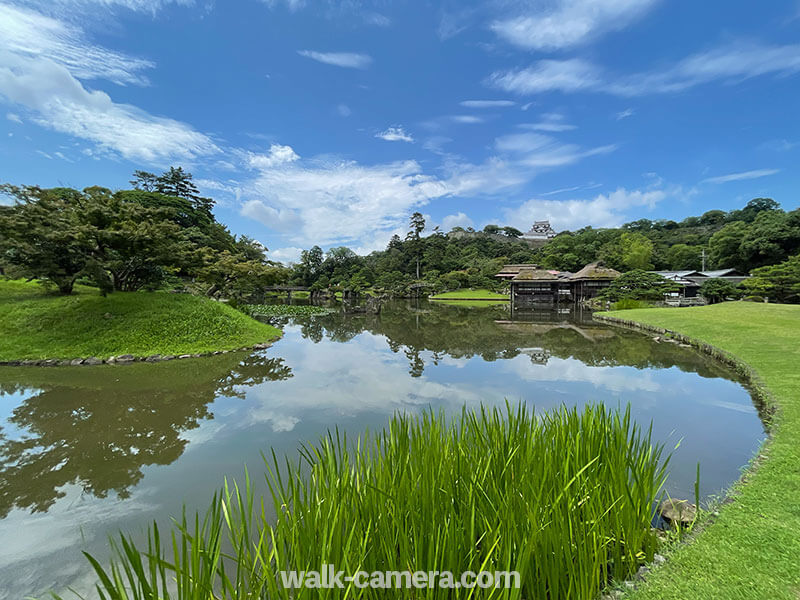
[509,268,571,305]
[495,264,542,281]
[651,268,750,299]
[569,262,622,303]
[498,261,620,305]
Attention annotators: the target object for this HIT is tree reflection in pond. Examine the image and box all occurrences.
[0,353,291,518]
[287,301,743,382]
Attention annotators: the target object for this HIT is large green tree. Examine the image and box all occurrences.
[407,212,426,279]
[699,278,741,304]
[601,270,680,302]
[708,221,749,271]
[741,254,800,303]
[1,174,285,297]
[0,186,95,294]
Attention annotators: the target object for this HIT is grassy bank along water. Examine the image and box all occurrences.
[0,280,281,362]
[66,404,669,600]
[597,302,800,600]
[429,288,509,302]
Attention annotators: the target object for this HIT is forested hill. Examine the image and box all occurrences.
[288,198,800,295]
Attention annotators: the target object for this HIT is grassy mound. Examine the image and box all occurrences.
[0,280,281,361]
[429,288,509,301]
[598,302,800,600]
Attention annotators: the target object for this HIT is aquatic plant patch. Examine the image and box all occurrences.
[68,403,670,600]
[245,304,337,317]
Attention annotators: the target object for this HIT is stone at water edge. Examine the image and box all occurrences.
[84,357,103,366]
[658,499,697,525]
[116,354,135,363]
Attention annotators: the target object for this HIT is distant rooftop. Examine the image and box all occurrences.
[512,268,560,281]
[570,262,621,281]
[496,264,541,278]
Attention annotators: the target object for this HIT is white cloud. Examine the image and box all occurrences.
[48,0,193,11]
[459,100,515,108]
[438,156,530,197]
[451,115,484,124]
[297,50,372,69]
[375,126,414,143]
[609,42,800,95]
[701,168,780,184]
[758,139,798,152]
[491,0,659,50]
[364,13,390,27]
[336,103,352,117]
[239,153,449,247]
[489,59,601,95]
[490,42,800,97]
[436,129,615,199]
[437,7,478,41]
[246,144,299,169]
[0,3,154,86]
[241,200,302,230]
[505,187,668,231]
[269,246,304,264]
[6,112,22,124]
[494,132,614,168]
[0,4,216,163]
[0,53,219,163]
[442,212,474,231]
[616,107,635,120]
[518,112,576,132]
[422,136,452,154]
[260,0,305,10]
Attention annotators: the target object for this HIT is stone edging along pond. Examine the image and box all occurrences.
[0,339,280,368]
[593,313,777,426]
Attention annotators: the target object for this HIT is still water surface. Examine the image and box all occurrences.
[0,301,765,598]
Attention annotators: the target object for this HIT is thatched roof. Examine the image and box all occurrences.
[496,264,540,277]
[569,262,621,281]
[512,268,560,281]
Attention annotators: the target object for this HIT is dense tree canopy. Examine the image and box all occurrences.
[699,278,742,304]
[741,254,800,303]
[2,175,797,302]
[280,197,798,298]
[0,169,288,298]
[600,270,681,302]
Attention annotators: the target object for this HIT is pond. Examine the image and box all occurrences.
[0,301,765,599]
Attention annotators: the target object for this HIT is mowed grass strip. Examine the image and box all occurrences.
[429,288,509,301]
[598,302,800,600]
[0,280,281,361]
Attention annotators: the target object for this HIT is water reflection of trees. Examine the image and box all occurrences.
[294,302,740,380]
[0,354,291,518]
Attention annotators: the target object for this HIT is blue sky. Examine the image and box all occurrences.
[1,0,799,263]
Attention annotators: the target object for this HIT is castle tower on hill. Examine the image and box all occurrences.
[522,221,557,240]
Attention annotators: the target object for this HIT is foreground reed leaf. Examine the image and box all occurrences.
[69,403,669,600]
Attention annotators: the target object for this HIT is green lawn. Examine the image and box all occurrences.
[429,288,509,301]
[0,280,281,361]
[597,302,800,600]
